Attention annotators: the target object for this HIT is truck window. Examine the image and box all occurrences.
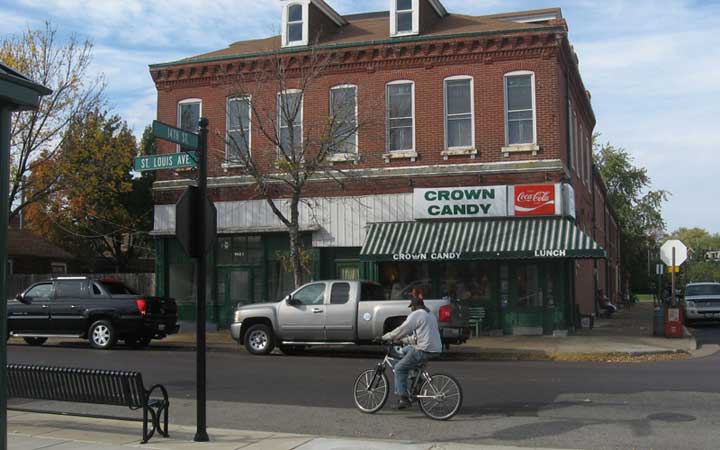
[330,283,350,305]
[99,281,137,295]
[360,283,386,302]
[293,283,326,305]
[55,281,87,298]
[25,283,53,299]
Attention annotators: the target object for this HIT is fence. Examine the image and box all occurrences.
[6,273,156,299]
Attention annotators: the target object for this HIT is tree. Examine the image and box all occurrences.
[0,22,105,222]
[220,48,379,288]
[24,110,151,272]
[666,227,720,282]
[594,137,669,291]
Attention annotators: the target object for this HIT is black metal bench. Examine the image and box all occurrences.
[7,364,169,443]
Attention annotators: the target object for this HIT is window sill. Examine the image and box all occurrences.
[221,162,245,171]
[501,144,540,157]
[326,153,360,164]
[382,150,418,163]
[441,147,478,160]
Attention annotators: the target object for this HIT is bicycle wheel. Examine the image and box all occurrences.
[353,369,389,413]
[417,373,463,420]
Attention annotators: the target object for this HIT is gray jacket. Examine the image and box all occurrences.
[383,309,442,353]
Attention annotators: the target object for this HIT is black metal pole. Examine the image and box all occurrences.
[0,106,12,450]
[194,117,209,442]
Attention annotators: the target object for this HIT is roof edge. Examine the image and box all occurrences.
[149,25,565,70]
[311,0,348,26]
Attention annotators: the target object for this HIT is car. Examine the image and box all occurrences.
[683,282,720,325]
[7,276,179,349]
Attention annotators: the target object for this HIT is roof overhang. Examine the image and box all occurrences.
[0,62,52,111]
[311,0,348,26]
[428,0,448,17]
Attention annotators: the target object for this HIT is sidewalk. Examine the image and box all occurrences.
[159,302,696,361]
[8,411,577,450]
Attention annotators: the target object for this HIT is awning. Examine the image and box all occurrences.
[360,217,607,261]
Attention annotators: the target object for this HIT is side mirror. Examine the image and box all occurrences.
[15,293,29,304]
[285,295,295,305]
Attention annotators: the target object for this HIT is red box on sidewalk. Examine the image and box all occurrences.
[664,306,684,338]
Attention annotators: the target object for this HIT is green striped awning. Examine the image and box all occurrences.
[360,218,607,261]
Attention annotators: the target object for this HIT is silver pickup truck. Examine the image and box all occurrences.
[230,280,470,355]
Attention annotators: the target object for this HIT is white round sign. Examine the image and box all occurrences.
[660,240,688,266]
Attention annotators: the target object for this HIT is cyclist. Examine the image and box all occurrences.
[382,289,442,410]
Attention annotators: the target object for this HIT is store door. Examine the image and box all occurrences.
[507,263,544,335]
[218,269,253,328]
[543,262,566,333]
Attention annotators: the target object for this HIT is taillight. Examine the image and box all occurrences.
[439,305,452,322]
[136,299,148,317]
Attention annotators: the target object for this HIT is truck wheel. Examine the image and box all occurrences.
[89,320,117,350]
[125,335,152,349]
[244,324,275,355]
[23,337,47,346]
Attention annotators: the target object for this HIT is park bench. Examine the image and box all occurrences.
[6,364,169,443]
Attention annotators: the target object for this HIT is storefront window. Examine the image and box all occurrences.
[217,236,263,265]
[439,262,494,304]
[379,262,431,300]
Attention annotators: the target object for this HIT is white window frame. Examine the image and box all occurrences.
[386,80,416,153]
[390,0,419,36]
[282,2,309,47]
[443,76,475,150]
[329,84,359,154]
[176,98,202,153]
[226,95,252,162]
[503,71,537,146]
[277,89,304,158]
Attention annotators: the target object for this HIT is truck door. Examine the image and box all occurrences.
[51,280,89,334]
[9,282,52,333]
[278,282,327,341]
[324,282,355,341]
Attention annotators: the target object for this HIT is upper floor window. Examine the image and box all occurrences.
[278,90,303,158]
[287,4,303,43]
[504,72,536,145]
[386,81,415,152]
[330,85,358,154]
[177,98,201,153]
[444,77,474,149]
[391,0,417,36]
[226,96,251,161]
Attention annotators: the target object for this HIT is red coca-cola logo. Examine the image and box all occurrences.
[515,184,555,216]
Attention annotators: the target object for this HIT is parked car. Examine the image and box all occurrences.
[7,277,179,349]
[683,282,720,324]
[230,280,470,355]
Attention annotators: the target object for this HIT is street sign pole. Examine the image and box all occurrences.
[194,118,210,442]
[671,248,676,308]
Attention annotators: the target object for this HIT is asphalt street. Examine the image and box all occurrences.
[8,331,720,450]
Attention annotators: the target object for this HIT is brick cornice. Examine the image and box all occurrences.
[151,31,561,90]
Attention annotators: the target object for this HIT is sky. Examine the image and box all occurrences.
[2,0,719,233]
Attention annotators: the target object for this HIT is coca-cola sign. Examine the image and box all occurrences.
[514,184,556,216]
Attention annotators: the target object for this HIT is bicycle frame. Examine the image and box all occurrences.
[368,347,442,401]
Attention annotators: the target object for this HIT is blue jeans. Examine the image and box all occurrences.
[394,346,430,396]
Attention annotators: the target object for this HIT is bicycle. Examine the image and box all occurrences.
[352,342,463,420]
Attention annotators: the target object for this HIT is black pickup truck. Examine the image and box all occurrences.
[7,277,178,349]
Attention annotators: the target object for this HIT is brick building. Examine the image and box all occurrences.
[149,0,620,332]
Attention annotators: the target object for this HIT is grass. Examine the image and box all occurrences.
[635,293,655,302]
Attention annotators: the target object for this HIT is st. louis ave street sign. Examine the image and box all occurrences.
[134,151,197,171]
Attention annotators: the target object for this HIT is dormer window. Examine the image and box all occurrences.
[287,4,303,43]
[282,2,308,47]
[396,0,413,33]
[390,0,418,36]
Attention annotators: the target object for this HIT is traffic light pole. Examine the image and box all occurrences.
[194,118,210,442]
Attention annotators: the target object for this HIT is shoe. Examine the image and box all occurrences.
[397,396,411,410]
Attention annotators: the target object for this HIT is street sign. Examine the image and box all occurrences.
[660,240,687,266]
[134,151,197,172]
[152,120,199,149]
[667,266,680,273]
[175,186,217,258]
